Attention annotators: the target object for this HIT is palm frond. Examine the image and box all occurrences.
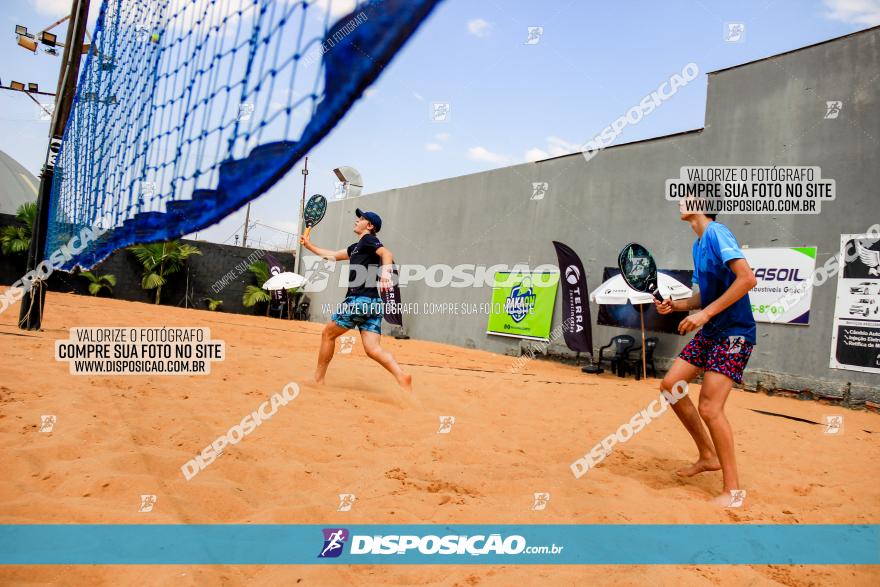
[242,284,271,307]
[142,272,165,290]
[15,201,37,226]
[248,260,270,284]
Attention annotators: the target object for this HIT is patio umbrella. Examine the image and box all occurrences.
[590,272,692,378]
[263,271,306,291]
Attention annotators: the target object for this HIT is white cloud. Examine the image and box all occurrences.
[524,136,580,162]
[312,0,359,18]
[32,0,102,25]
[435,132,450,141]
[32,0,71,16]
[525,148,550,162]
[467,18,493,37]
[425,143,442,152]
[822,0,880,25]
[467,146,511,165]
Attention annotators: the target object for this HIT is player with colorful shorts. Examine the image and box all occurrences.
[655,205,757,507]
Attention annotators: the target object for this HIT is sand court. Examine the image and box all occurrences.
[0,290,878,584]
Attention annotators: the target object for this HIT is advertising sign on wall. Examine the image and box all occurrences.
[830,233,880,374]
[486,271,559,341]
[743,247,817,324]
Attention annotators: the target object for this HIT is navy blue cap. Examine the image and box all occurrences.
[355,208,382,232]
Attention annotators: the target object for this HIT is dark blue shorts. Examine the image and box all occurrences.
[331,295,383,335]
[679,330,754,384]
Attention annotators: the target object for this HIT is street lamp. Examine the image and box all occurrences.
[15,26,37,53]
[39,31,57,47]
[15,17,91,57]
[332,166,364,199]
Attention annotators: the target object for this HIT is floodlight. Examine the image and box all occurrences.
[39,31,57,46]
[17,35,38,52]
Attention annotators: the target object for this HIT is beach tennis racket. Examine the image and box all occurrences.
[302,194,327,239]
[618,242,664,302]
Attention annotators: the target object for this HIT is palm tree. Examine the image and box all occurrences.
[81,271,117,296]
[128,241,201,304]
[203,297,223,311]
[242,260,271,313]
[0,201,37,256]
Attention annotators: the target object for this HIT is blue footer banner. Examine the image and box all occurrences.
[0,525,877,565]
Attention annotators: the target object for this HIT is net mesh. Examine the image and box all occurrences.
[45,0,442,269]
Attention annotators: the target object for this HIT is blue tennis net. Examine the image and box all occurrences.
[45,0,442,269]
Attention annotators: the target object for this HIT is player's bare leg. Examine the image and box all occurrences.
[698,371,741,505]
[315,321,349,384]
[359,330,412,391]
[661,358,721,477]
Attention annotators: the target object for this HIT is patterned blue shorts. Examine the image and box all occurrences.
[331,295,383,335]
[679,330,754,384]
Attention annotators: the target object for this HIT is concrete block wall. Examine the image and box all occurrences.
[304,28,880,404]
[0,212,295,317]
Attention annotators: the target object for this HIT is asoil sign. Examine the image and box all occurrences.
[743,247,817,324]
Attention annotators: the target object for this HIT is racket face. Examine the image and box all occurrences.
[303,194,327,228]
[618,242,659,293]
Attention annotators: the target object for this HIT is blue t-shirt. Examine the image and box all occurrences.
[692,222,756,344]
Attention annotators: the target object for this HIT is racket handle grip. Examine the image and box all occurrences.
[303,226,312,239]
[653,290,664,303]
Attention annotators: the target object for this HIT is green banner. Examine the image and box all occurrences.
[486,271,559,341]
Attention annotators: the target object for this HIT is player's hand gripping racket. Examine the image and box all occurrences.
[618,242,664,302]
[302,194,327,239]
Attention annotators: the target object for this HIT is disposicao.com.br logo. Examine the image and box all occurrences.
[317,529,563,558]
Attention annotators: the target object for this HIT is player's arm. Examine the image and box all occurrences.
[376,246,394,290]
[655,293,701,314]
[677,258,756,334]
[299,234,349,260]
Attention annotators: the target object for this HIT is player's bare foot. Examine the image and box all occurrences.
[389,384,421,409]
[397,373,413,392]
[710,489,746,508]
[314,372,325,385]
[676,457,721,477]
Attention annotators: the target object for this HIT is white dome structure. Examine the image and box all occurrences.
[0,150,38,215]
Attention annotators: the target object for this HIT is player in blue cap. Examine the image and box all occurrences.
[300,208,412,392]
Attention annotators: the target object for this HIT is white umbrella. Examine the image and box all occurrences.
[263,272,306,291]
[590,273,692,305]
[589,272,692,379]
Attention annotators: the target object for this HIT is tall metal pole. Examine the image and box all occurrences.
[639,304,647,379]
[241,203,251,247]
[293,156,309,277]
[19,0,91,331]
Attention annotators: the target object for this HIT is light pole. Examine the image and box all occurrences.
[293,156,309,277]
[0,81,56,118]
[18,0,92,331]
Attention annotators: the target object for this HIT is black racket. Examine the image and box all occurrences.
[302,194,327,239]
[618,242,664,302]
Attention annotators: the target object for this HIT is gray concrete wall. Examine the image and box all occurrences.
[306,28,880,402]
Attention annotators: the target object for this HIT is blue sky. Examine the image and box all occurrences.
[1,0,877,250]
